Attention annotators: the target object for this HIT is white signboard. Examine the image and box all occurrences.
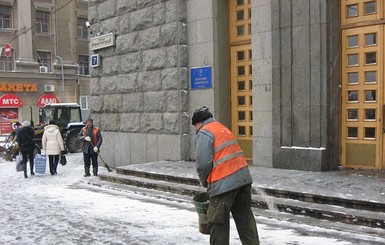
[90,33,115,51]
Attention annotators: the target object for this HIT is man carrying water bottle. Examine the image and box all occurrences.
[192,106,260,245]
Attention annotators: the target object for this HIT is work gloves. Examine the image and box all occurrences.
[84,136,98,153]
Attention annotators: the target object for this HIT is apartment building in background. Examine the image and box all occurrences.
[0,0,90,134]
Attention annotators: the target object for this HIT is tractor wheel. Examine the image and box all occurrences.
[65,128,82,153]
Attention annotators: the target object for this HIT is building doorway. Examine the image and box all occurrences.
[341,0,385,170]
[229,0,252,159]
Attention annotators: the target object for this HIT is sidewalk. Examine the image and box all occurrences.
[112,160,385,204]
[95,160,385,230]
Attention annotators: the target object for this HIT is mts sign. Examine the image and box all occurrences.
[0,94,23,107]
[2,98,19,105]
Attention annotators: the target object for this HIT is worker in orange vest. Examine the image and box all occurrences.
[192,106,260,245]
[78,118,103,177]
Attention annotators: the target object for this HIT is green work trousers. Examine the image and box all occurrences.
[207,184,260,245]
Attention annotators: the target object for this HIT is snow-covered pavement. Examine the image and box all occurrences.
[0,153,384,245]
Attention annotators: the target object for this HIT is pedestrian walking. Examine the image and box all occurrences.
[192,106,260,245]
[78,118,102,177]
[16,121,35,178]
[42,120,65,175]
[11,121,22,157]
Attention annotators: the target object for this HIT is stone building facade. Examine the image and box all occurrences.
[89,0,189,165]
[90,1,384,171]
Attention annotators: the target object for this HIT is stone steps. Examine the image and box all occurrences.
[96,167,385,229]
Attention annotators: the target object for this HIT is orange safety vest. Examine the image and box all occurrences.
[82,127,99,145]
[201,122,248,183]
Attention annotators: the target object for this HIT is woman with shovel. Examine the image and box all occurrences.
[78,118,103,177]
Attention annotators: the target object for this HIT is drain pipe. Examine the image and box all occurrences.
[74,63,80,103]
[56,56,64,102]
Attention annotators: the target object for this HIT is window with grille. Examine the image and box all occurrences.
[77,18,88,39]
[37,51,52,72]
[0,48,14,71]
[79,55,89,75]
[36,11,50,33]
[80,96,90,110]
[0,5,11,29]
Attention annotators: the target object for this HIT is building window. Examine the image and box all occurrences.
[365,90,376,102]
[364,1,376,15]
[36,11,50,33]
[365,33,377,46]
[238,111,245,121]
[77,18,88,39]
[347,127,358,138]
[0,5,12,29]
[348,54,358,66]
[348,35,358,47]
[365,109,376,120]
[348,91,358,102]
[347,109,358,120]
[80,96,90,110]
[79,55,89,75]
[365,52,376,64]
[364,127,375,139]
[347,4,358,17]
[348,72,358,84]
[365,71,376,83]
[37,51,51,72]
[0,48,14,71]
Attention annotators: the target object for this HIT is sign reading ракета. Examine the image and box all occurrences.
[90,33,115,51]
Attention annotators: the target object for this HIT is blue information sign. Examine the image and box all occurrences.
[90,54,100,67]
[190,66,212,90]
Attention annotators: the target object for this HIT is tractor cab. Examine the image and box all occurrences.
[39,103,83,128]
[37,103,85,153]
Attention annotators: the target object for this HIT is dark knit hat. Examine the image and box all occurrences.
[192,106,213,125]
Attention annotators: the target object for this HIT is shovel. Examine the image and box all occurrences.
[89,141,113,172]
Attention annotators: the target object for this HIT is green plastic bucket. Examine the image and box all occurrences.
[193,192,210,235]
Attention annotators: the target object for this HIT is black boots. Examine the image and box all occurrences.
[23,163,28,178]
[84,167,98,177]
[30,162,35,175]
[23,162,33,178]
[83,167,91,177]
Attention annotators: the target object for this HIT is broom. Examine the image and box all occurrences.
[89,141,113,172]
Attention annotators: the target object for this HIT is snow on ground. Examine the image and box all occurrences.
[0,153,379,244]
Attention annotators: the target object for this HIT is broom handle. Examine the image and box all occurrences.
[89,140,112,171]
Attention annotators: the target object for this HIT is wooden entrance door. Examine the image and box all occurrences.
[229,0,252,159]
[341,0,385,170]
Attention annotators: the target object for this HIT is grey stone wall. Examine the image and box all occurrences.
[88,0,189,165]
[271,0,341,171]
[187,0,230,160]
[252,0,273,167]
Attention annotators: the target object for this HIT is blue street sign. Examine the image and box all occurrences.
[90,54,100,67]
[190,66,212,90]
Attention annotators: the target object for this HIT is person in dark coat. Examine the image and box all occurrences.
[78,118,102,177]
[17,121,36,178]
